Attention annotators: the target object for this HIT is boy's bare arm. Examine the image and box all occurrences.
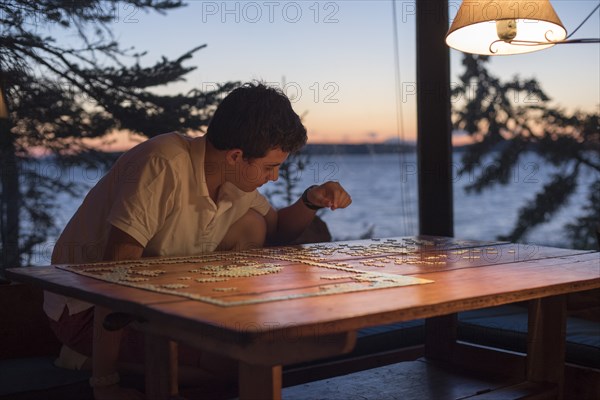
[103,226,145,261]
[266,181,352,245]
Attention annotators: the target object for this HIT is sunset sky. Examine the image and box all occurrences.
[94,0,599,144]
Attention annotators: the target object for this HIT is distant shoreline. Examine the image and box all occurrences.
[28,140,540,160]
[302,143,415,155]
[300,140,547,155]
[301,142,483,155]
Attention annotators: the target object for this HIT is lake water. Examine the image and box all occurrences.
[260,152,595,247]
[35,151,595,265]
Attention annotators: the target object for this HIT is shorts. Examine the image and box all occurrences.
[47,306,207,366]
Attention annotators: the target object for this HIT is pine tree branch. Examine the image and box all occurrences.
[499,163,580,242]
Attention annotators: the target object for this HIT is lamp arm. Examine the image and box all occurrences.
[489,38,600,54]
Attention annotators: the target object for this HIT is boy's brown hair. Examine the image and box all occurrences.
[206,82,307,158]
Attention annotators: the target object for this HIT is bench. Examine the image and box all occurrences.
[285,292,600,399]
[0,283,92,400]
[458,303,600,369]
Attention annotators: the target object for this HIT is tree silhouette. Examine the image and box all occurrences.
[0,1,236,273]
[452,54,599,249]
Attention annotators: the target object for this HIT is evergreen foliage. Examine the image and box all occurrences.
[0,1,236,272]
[452,55,599,249]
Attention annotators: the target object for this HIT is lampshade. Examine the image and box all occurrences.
[446,0,567,55]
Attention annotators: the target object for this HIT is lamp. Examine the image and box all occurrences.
[446,1,600,55]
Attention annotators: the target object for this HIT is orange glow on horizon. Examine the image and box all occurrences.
[85,130,148,152]
[25,128,473,156]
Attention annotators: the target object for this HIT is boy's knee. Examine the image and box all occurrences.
[239,209,267,244]
[218,209,267,251]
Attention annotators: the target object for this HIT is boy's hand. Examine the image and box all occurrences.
[306,182,352,211]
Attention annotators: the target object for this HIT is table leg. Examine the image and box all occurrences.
[145,333,179,400]
[425,314,457,362]
[239,362,282,400]
[527,295,566,399]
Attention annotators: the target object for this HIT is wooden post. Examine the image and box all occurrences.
[239,363,282,400]
[416,0,453,237]
[145,333,179,400]
[424,312,457,362]
[0,75,20,273]
[416,0,456,361]
[527,296,566,398]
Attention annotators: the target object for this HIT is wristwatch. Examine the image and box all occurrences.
[301,185,323,210]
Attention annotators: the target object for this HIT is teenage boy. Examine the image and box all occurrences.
[45,82,351,400]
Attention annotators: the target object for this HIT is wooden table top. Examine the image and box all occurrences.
[7,237,599,343]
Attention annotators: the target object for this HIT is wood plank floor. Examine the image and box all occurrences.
[282,359,519,400]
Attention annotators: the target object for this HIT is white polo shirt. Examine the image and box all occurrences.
[44,133,271,320]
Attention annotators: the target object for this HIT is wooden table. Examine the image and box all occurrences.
[7,236,600,399]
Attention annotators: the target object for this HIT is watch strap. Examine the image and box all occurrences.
[301,185,324,210]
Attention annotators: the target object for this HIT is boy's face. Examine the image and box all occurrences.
[233,147,289,192]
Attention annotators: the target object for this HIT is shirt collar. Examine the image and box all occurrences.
[218,181,247,203]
